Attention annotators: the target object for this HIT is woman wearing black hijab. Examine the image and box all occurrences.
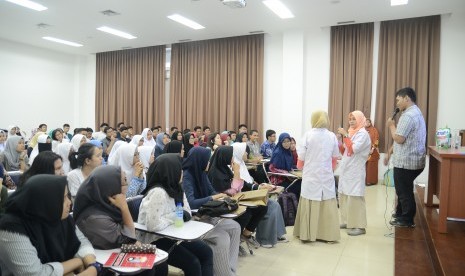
[208,146,268,253]
[138,154,213,276]
[163,140,184,157]
[73,165,168,276]
[182,132,195,158]
[0,175,98,275]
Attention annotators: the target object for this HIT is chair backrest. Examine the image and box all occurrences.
[126,195,143,222]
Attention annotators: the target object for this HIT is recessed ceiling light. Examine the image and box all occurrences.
[42,37,83,47]
[391,0,408,6]
[97,26,137,39]
[6,0,47,11]
[167,14,205,30]
[262,0,294,19]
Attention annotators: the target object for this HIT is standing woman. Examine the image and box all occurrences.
[138,154,213,276]
[365,119,380,185]
[337,110,371,236]
[0,175,98,275]
[293,111,341,242]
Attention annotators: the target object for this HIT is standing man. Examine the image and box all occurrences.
[386,87,426,228]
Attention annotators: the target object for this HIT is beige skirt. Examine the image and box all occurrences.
[339,193,367,229]
[293,197,341,242]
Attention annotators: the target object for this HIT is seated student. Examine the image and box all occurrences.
[0,136,29,172]
[18,151,64,188]
[205,132,222,155]
[220,131,231,146]
[101,126,116,162]
[71,134,88,154]
[142,128,156,147]
[235,132,249,143]
[29,134,51,166]
[109,143,146,198]
[51,128,64,152]
[92,123,108,141]
[182,133,195,158]
[73,166,168,276]
[163,140,184,157]
[138,145,155,175]
[138,154,213,276]
[131,135,144,147]
[107,140,126,164]
[232,143,287,248]
[246,130,262,162]
[269,133,301,198]
[171,131,183,142]
[154,133,170,158]
[0,175,98,276]
[68,143,103,201]
[0,130,6,153]
[182,147,240,275]
[0,164,7,214]
[260,129,277,159]
[228,131,237,146]
[208,146,268,252]
[290,137,298,166]
[63,123,72,141]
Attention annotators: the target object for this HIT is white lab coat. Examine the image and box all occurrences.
[297,128,341,201]
[338,128,371,196]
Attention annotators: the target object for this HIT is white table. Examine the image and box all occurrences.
[134,220,214,241]
[95,248,168,274]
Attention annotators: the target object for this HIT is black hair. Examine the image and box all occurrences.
[229,130,236,138]
[154,126,162,130]
[18,151,62,188]
[69,143,98,170]
[194,126,202,131]
[170,126,178,132]
[38,124,47,129]
[249,129,258,135]
[183,128,191,134]
[63,123,70,128]
[51,129,63,141]
[203,126,210,132]
[117,122,125,128]
[86,127,93,133]
[119,126,128,132]
[104,126,113,134]
[206,132,219,149]
[238,124,247,130]
[266,129,276,140]
[100,122,109,128]
[127,126,133,130]
[151,127,158,132]
[396,87,417,103]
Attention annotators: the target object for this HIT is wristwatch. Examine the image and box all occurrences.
[88,262,103,273]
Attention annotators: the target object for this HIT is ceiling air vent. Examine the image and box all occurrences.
[37,23,51,29]
[101,10,120,16]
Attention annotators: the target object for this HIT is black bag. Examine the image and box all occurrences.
[198,197,239,217]
[278,191,299,226]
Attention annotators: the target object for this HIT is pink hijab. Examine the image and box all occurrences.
[348,110,366,137]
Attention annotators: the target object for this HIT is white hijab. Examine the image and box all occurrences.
[232,142,254,184]
[29,134,50,165]
[109,143,137,181]
[56,142,72,174]
[71,134,86,152]
[107,140,126,165]
[130,135,143,146]
[141,128,156,147]
[138,145,154,174]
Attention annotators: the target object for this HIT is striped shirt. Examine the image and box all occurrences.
[393,104,426,170]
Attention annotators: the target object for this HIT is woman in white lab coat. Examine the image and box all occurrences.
[293,111,341,242]
[337,110,371,236]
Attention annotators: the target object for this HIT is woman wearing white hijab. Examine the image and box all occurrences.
[232,142,288,248]
[141,128,156,147]
[70,134,87,153]
[56,142,72,174]
[130,135,144,147]
[109,143,146,198]
[28,134,51,166]
[138,146,155,175]
[107,140,126,165]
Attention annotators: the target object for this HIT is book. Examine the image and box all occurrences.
[104,252,156,269]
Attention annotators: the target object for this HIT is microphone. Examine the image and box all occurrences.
[391,108,400,120]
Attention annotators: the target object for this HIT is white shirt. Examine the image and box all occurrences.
[67,168,84,199]
[92,131,106,141]
[338,128,371,196]
[297,128,341,201]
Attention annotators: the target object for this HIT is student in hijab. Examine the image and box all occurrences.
[182,147,240,275]
[141,128,156,147]
[1,136,28,171]
[138,145,155,175]
[337,111,371,236]
[0,130,7,153]
[67,143,103,201]
[154,133,170,158]
[109,143,146,197]
[107,140,126,165]
[364,118,380,185]
[269,133,300,198]
[29,134,52,165]
[56,142,73,175]
[220,132,230,146]
[130,135,144,147]
[18,151,64,188]
[182,132,195,158]
[293,110,341,242]
[71,134,87,154]
[171,131,183,142]
[73,165,168,276]
[208,146,268,252]
[0,175,98,275]
[138,154,213,276]
[163,140,184,157]
[231,143,288,248]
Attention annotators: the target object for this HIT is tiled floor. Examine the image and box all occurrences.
[169,184,397,276]
[236,184,396,276]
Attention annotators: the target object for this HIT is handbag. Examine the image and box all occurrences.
[232,189,268,206]
[198,197,239,217]
[121,243,156,254]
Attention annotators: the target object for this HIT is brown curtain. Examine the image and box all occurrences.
[375,15,440,152]
[328,23,374,132]
[169,34,263,132]
[95,46,166,133]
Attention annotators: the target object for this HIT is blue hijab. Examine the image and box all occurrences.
[182,147,212,198]
[270,132,294,171]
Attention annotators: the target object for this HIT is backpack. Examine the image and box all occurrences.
[278,191,299,226]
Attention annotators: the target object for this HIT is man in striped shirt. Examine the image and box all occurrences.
[387,87,426,228]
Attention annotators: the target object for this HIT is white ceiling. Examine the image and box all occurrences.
[0,0,463,55]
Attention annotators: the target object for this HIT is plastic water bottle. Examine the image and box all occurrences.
[174,203,184,227]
